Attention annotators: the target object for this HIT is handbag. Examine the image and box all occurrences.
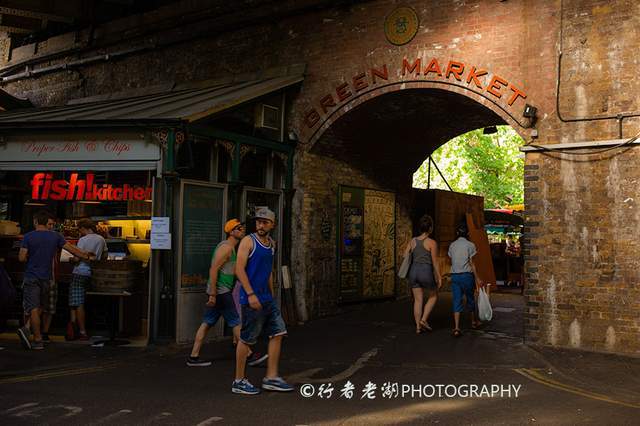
[477,287,493,321]
[397,239,414,279]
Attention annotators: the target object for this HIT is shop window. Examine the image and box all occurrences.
[177,140,210,181]
[216,145,232,183]
[240,147,269,188]
[272,153,287,190]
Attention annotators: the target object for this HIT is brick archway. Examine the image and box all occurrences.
[299,80,531,151]
[291,78,532,321]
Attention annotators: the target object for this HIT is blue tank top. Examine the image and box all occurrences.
[239,233,275,305]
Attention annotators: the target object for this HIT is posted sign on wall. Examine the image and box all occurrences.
[0,132,160,162]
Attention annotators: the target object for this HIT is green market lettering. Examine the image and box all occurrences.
[304,58,527,129]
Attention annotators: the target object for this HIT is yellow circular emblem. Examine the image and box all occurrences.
[384,6,419,46]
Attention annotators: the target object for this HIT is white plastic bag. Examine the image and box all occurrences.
[477,288,493,322]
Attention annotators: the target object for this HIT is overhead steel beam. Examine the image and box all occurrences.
[0,6,75,24]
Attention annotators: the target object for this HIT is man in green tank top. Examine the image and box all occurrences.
[186,219,246,366]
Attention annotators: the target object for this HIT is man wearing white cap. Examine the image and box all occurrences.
[232,207,293,394]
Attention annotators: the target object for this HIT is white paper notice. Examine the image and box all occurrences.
[151,232,171,250]
[151,217,170,234]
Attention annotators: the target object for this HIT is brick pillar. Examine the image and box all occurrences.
[523,159,541,344]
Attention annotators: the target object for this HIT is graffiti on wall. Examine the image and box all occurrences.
[363,189,396,297]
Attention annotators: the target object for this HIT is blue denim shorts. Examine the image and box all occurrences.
[202,292,240,328]
[240,301,287,346]
[451,272,476,313]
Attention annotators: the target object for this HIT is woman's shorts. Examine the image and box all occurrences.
[409,263,436,290]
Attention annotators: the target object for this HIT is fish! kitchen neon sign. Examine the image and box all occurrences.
[31,173,152,201]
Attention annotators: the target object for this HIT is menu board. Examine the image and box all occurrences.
[180,183,225,288]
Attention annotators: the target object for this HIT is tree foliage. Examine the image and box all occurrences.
[413,126,525,209]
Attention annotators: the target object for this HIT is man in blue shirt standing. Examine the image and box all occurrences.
[18,210,94,350]
[231,207,293,395]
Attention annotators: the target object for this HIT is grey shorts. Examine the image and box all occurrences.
[409,263,436,290]
[22,278,50,315]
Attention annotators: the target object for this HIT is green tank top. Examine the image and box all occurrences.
[207,240,237,293]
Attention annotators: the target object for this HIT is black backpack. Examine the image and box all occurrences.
[0,263,16,311]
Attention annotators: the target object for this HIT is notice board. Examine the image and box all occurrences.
[338,186,396,302]
[179,182,226,288]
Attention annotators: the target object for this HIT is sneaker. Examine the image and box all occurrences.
[31,341,44,350]
[232,378,260,395]
[247,352,268,367]
[41,333,50,343]
[65,322,76,341]
[16,326,31,350]
[186,356,212,367]
[262,376,294,392]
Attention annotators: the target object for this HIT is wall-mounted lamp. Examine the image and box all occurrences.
[522,104,538,129]
[523,104,537,118]
[483,126,498,135]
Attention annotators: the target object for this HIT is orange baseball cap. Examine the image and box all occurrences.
[224,218,243,233]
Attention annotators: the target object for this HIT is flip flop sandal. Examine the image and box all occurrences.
[419,320,433,331]
[453,329,462,337]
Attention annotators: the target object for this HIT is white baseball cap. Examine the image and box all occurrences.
[254,207,276,222]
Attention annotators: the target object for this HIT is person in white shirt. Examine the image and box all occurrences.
[447,223,483,337]
[68,219,107,340]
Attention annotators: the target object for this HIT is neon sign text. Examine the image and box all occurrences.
[30,173,152,201]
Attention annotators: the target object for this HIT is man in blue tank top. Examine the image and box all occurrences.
[231,207,293,395]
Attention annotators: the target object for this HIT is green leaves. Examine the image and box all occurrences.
[413,126,524,209]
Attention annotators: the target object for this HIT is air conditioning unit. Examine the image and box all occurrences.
[257,103,281,131]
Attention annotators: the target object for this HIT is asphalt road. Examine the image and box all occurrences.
[1,292,638,425]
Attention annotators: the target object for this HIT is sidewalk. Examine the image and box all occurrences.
[1,294,638,424]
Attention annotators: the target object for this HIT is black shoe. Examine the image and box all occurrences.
[17,327,31,350]
[186,356,212,367]
[247,352,268,367]
[41,333,50,343]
